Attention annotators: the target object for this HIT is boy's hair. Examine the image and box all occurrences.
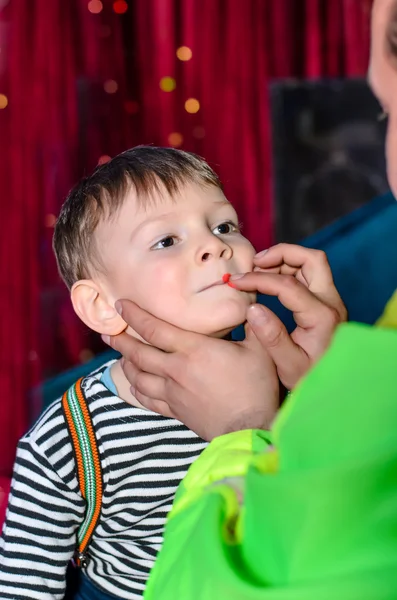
[53,146,222,289]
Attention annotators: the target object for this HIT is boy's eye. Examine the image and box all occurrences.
[213,221,239,235]
[152,236,177,250]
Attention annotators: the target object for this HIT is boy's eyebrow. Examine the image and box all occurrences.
[129,199,232,240]
[129,212,177,241]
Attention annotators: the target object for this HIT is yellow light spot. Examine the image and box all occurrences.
[98,155,111,165]
[88,0,103,13]
[0,94,8,109]
[193,125,205,139]
[160,76,176,92]
[104,79,118,94]
[185,98,200,114]
[45,214,56,228]
[168,132,183,147]
[176,46,192,61]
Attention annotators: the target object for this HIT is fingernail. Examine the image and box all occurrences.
[229,273,244,281]
[247,304,268,324]
[255,249,268,258]
[101,334,110,345]
[115,300,123,315]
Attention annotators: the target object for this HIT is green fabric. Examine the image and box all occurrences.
[172,429,271,518]
[145,323,397,599]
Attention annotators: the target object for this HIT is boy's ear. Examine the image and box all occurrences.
[71,280,127,335]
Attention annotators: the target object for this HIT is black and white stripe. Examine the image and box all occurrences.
[0,361,207,599]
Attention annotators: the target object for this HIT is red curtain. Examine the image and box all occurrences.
[0,0,372,474]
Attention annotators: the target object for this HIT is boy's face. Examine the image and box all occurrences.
[95,182,256,338]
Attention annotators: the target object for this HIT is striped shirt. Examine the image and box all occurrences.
[0,361,207,599]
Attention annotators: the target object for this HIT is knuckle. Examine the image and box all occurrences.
[281,274,300,290]
[135,372,146,393]
[135,389,148,406]
[128,344,144,371]
[338,303,348,322]
[169,353,186,380]
[140,315,158,344]
[123,359,137,382]
[321,305,340,329]
[263,321,284,348]
[313,249,329,266]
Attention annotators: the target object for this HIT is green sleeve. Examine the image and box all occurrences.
[145,323,397,600]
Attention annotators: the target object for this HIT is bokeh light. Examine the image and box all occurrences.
[0,94,8,109]
[28,350,38,362]
[168,132,183,147]
[176,46,192,61]
[98,155,111,165]
[185,98,200,113]
[113,0,128,14]
[124,100,139,114]
[80,349,95,363]
[104,79,118,94]
[88,0,103,14]
[159,76,176,92]
[44,214,56,228]
[193,125,205,139]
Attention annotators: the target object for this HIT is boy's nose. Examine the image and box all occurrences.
[199,238,232,262]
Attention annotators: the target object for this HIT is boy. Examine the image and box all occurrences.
[0,146,265,599]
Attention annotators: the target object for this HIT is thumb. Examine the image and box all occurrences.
[246,304,307,387]
[246,304,286,348]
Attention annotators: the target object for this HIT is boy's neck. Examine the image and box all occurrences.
[110,360,148,410]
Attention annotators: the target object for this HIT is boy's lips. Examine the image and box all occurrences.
[198,273,232,292]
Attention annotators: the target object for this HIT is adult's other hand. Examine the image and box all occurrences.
[229,244,347,389]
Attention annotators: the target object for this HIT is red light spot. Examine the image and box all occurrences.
[222,273,231,283]
[113,0,128,14]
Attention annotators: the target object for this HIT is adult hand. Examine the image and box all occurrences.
[229,243,347,389]
[103,305,279,441]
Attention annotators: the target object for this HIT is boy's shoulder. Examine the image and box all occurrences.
[24,358,118,447]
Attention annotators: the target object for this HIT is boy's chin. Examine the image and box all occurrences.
[199,317,245,339]
[210,326,239,339]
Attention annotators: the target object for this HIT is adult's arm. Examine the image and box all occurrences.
[144,323,397,600]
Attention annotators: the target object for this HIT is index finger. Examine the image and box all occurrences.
[230,272,332,326]
[115,299,197,353]
[254,244,334,290]
[106,330,172,377]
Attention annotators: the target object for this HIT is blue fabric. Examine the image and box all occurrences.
[71,572,121,600]
[101,365,117,395]
[34,193,397,411]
